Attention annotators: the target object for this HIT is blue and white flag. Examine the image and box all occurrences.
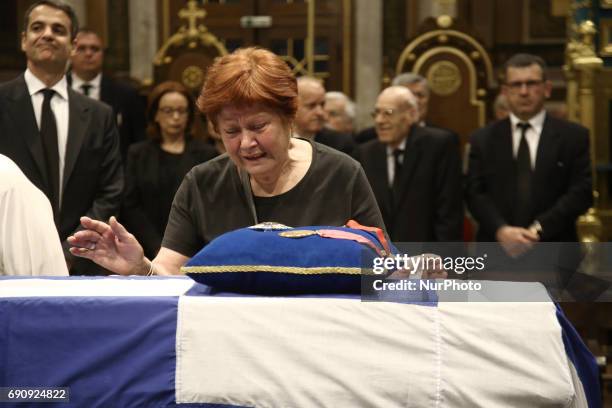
[0,277,600,407]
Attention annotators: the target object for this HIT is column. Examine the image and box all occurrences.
[129,0,158,83]
[354,0,383,130]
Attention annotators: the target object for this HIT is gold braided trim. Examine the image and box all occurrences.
[181,265,364,275]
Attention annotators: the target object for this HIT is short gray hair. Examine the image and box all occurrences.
[392,72,428,90]
[325,91,355,119]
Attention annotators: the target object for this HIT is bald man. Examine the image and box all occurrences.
[294,76,355,154]
[353,86,463,242]
[356,73,456,144]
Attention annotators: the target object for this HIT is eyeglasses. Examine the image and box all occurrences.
[159,107,189,116]
[74,45,102,54]
[370,108,406,119]
[505,80,544,91]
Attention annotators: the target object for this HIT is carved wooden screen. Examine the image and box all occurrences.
[396,16,494,149]
[158,0,351,94]
[153,1,228,95]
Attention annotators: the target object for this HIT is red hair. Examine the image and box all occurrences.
[197,47,297,130]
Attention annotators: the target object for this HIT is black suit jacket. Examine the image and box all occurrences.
[355,126,377,144]
[353,126,463,242]
[0,74,123,263]
[68,72,146,161]
[466,115,593,242]
[314,127,355,155]
[121,138,218,258]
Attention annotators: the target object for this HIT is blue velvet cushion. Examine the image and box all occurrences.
[181,225,390,294]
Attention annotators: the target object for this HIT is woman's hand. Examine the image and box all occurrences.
[388,254,448,279]
[68,216,146,275]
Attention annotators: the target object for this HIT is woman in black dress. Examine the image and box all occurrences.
[121,81,217,258]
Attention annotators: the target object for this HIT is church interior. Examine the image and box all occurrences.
[4,0,612,405]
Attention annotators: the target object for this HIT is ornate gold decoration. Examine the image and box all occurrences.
[396,29,494,88]
[564,18,603,242]
[182,265,362,275]
[437,34,449,43]
[413,47,487,126]
[599,19,612,56]
[578,206,603,242]
[603,0,612,8]
[182,66,205,89]
[426,61,462,96]
[154,0,227,66]
[436,15,453,28]
[470,51,480,60]
[277,39,330,79]
[265,1,329,80]
[476,88,486,97]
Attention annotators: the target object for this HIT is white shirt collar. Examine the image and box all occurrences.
[386,137,407,156]
[509,110,546,134]
[24,69,69,101]
[71,72,102,89]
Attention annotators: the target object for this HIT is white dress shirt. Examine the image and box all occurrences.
[386,138,407,186]
[24,69,70,198]
[71,72,102,101]
[509,110,546,170]
[0,154,68,276]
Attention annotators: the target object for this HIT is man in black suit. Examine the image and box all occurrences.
[356,73,449,144]
[0,1,123,274]
[294,76,355,154]
[353,86,463,242]
[69,29,146,161]
[466,54,592,257]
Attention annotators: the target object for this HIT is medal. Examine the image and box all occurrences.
[278,230,318,238]
[249,222,292,231]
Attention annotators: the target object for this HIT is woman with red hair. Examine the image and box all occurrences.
[68,47,384,276]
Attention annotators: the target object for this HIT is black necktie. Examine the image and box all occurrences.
[40,89,60,219]
[514,122,532,227]
[390,149,404,206]
[81,83,92,96]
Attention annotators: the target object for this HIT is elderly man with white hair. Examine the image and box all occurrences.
[353,86,463,242]
[324,91,355,134]
[356,72,459,144]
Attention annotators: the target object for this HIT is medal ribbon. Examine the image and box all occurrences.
[317,229,388,257]
[345,220,392,256]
